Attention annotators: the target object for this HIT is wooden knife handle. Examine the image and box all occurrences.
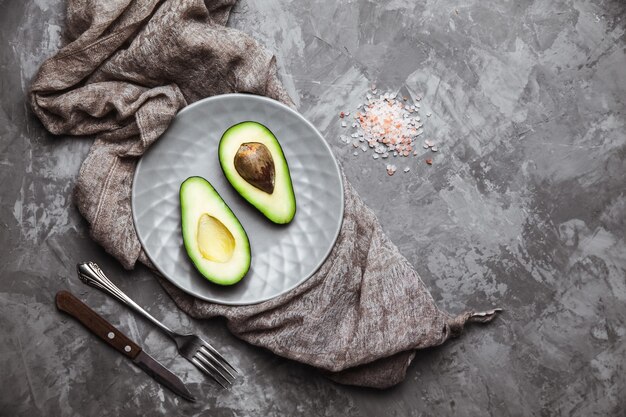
[55,290,141,360]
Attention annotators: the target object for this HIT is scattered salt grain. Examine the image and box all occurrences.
[426,112,432,117]
[425,158,433,165]
[373,154,379,159]
[403,167,410,173]
[341,121,347,127]
[353,151,359,156]
[431,146,438,152]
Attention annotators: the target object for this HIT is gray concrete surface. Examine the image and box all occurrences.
[1,0,625,416]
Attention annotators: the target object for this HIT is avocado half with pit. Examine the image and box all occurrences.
[218,121,296,224]
[180,176,250,285]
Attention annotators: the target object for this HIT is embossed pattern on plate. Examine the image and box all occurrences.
[132,94,344,305]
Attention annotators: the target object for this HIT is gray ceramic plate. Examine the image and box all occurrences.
[132,94,344,305]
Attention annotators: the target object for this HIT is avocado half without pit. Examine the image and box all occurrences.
[219,121,296,224]
[180,177,251,285]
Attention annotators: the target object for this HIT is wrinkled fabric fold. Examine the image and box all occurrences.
[30,0,498,388]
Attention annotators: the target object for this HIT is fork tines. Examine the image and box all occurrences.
[191,342,238,388]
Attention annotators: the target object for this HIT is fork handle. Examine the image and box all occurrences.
[76,262,176,338]
[55,290,141,360]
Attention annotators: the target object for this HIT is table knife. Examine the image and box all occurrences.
[55,290,195,402]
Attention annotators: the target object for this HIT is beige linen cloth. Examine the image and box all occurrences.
[30,0,500,388]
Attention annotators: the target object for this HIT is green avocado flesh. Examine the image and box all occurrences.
[219,121,296,224]
[180,177,250,285]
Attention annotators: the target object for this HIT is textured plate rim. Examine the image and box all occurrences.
[131,93,344,305]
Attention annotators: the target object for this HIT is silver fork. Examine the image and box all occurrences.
[76,261,238,388]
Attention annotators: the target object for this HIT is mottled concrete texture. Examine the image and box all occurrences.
[1,0,625,416]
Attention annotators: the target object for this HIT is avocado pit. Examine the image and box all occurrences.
[233,142,275,194]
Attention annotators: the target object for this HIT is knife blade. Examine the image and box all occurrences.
[55,290,195,402]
